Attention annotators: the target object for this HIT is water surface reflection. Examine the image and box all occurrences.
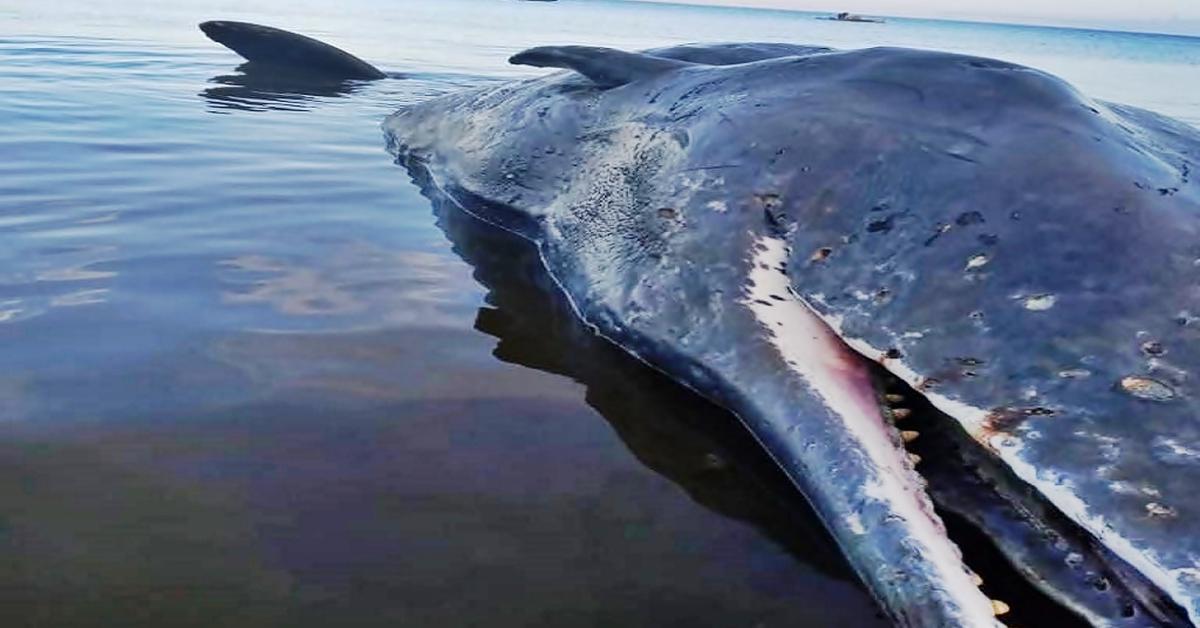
[201,64,366,113]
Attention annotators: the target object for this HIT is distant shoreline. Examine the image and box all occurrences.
[598,0,1200,39]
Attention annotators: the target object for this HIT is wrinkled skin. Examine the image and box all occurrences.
[383,43,1200,626]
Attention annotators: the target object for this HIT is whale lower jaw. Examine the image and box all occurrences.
[742,236,1001,626]
[398,156,1000,626]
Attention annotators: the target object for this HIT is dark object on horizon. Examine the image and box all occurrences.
[820,11,885,23]
[198,20,387,80]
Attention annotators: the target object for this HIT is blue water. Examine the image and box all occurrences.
[1,0,1198,625]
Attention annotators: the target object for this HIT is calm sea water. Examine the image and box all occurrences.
[1,0,1198,626]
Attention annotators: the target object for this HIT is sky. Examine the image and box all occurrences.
[641,0,1200,36]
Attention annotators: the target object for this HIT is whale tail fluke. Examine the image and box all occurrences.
[199,20,387,81]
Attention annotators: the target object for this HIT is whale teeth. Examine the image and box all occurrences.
[970,572,984,586]
[884,393,905,404]
[900,430,920,443]
[892,408,912,421]
[991,599,1011,616]
[908,453,922,465]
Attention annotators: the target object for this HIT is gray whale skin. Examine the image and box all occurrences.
[384,42,1200,628]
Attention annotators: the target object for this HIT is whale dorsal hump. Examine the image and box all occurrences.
[509,45,692,88]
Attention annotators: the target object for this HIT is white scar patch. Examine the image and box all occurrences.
[743,236,996,625]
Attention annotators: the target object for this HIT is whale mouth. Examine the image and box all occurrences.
[856,355,1189,626]
[736,231,1190,625]
[740,236,1190,625]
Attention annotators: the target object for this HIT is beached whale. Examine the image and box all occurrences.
[202,23,1200,627]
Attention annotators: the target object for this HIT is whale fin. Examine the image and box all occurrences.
[509,46,692,88]
[199,20,387,81]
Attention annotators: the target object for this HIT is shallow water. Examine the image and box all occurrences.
[1,0,1198,625]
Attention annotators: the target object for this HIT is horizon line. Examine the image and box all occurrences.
[608,0,1200,39]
